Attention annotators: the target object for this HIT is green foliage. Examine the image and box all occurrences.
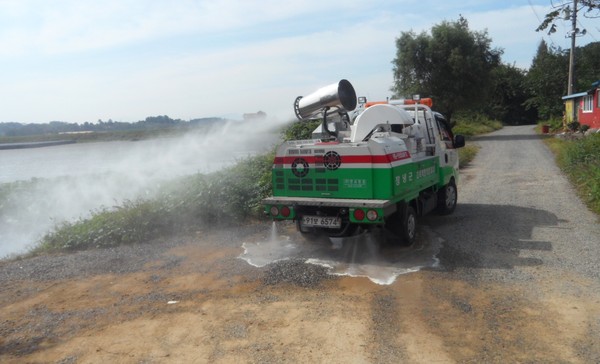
[36,199,174,252]
[576,42,600,90]
[452,113,503,136]
[392,16,502,121]
[524,40,568,120]
[486,63,537,124]
[546,117,565,132]
[535,1,600,33]
[550,133,600,214]
[281,120,321,141]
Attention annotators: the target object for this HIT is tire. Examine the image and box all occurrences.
[437,180,457,215]
[385,204,417,246]
[400,205,417,246]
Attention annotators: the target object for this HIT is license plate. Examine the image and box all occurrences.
[301,215,341,228]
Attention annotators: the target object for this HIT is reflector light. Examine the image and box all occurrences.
[366,209,378,221]
[281,206,291,217]
[270,206,279,216]
[353,209,365,221]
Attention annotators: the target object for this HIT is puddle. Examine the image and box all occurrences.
[240,226,443,285]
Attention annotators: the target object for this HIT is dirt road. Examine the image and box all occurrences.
[1,125,599,363]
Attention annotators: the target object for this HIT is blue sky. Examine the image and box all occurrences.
[0,0,597,123]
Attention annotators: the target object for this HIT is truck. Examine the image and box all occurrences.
[262,79,465,245]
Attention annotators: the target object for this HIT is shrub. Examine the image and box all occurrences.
[547,117,564,132]
[567,121,580,132]
[581,124,590,133]
[452,113,503,136]
[281,120,321,141]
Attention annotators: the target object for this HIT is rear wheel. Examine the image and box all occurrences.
[385,204,417,246]
[400,205,417,245]
[437,180,457,215]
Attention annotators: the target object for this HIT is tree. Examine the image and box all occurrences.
[536,0,600,33]
[392,16,502,122]
[575,42,600,89]
[524,40,569,119]
[487,64,537,125]
[536,1,600,95]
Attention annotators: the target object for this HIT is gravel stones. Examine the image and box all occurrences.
[262,259,333,288]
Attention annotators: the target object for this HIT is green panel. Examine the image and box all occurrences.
[273,166,374,199]
[372,168,393,199]
[391,157,440,202]
[272,156,443,202]
[438,165,457,186]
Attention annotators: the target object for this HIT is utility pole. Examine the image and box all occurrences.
[567,0,578,95]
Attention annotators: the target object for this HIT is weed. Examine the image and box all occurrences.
[458,144,480,168]
[544,133,600,215]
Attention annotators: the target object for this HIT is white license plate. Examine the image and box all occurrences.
[302,215,341,228]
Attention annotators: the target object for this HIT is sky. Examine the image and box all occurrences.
[0,0,598,124]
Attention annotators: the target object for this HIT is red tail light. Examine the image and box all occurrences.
[281,206,291,217]
[353,209,365,221]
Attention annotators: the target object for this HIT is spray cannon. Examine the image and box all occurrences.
[293,79,357,140]
[294,79,357,120]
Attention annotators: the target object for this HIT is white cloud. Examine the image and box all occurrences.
[0,0,594,123]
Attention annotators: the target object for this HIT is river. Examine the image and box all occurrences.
[0,138,240,184]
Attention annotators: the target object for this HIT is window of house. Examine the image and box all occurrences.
[597,90,600,108]
[583,95,593,113]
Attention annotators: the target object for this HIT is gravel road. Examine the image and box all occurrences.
[1,125,599,363]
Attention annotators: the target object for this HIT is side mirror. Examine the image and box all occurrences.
[454,134,465,148]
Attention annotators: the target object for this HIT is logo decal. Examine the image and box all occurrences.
[323,151,342,170]
[291,158,309,177]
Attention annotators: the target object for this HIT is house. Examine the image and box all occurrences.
[562,80,600,129]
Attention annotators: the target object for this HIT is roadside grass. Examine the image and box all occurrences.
[542,132,600,215]
[458,144,480,168]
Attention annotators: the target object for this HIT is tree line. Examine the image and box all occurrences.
[0,116,226,137]
[392,15,600,125]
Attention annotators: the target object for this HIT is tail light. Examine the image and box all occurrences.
[281,206,291,217]
[269,206,279,217]
[366,209,378,221]
[353,209,365,221]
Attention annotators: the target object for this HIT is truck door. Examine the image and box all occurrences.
[434,115,459,171]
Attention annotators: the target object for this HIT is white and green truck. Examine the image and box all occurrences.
[263,80,465,245]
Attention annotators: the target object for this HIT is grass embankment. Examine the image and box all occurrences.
[32,153,274,254]
[31,117,499,255]
[543,132,600,215]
